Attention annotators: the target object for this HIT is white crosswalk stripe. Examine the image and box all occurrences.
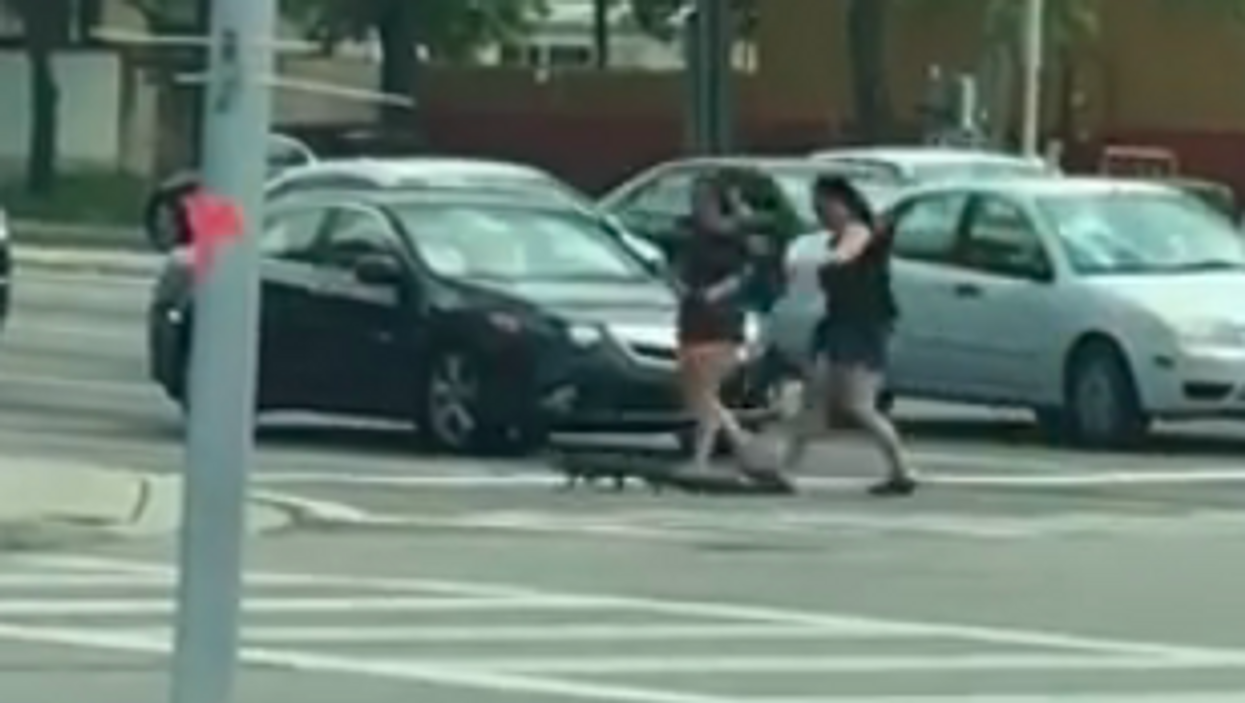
[2,554,1245,702]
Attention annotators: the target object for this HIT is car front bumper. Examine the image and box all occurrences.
[1137,346,1245,418]
[528,337,780,434]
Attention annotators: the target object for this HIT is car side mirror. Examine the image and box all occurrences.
[353,252,404,285]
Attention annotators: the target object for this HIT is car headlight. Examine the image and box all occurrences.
[567,322,605,348]
[740,314,764,358]
[1175,319,1245,349]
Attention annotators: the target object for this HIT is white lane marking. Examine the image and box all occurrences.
[299,653,1243,675]
[0,623,735,703]
[0,571,441,589]
[752,694,1245,703]
[30,554,1245,662]
[0,372,152,397]
[5,322,139,342]
[12,267,155,287]
[248,466,1245,489]
[0,595,601,616]
[123,623,910,645]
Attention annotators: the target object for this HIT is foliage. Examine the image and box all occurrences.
[626,0,758,42]
[281,0,551,61]
[0,170,149,228]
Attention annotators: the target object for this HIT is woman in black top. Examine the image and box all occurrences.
[781,175,917,496]
[674,174,769,475]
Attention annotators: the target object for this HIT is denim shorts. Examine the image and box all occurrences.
[813,319,890,372]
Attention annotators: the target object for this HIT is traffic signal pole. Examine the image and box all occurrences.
[685,0,734,155]
[168,0,275,701]
[1021,0,1044,156]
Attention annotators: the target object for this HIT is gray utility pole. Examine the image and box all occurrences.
[168,0,275,701]
[1020,0,1044,156]
[683,0,734,154]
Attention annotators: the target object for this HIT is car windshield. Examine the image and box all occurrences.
[1037,190,1245,275]
[394,203,651,281]
[400,174,591,209]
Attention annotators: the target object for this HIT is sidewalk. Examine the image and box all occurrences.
[11,218,160,278]
[0,458,292,551]
[13,246,162,278]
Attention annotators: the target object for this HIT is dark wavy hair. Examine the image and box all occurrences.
[812,174,876,229]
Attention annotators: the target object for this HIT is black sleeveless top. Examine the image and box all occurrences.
[675,219,751,344]
[818,225,898,327]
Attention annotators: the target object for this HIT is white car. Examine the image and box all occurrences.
[808,146,1057,187]
[766,177,1245,448]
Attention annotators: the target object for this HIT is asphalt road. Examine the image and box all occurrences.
[7,263,1245,702]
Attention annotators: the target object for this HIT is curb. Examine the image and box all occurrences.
[0,465,298,552]
[13,246,162,278]
[12,220,146,252]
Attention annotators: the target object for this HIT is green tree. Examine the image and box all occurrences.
[282,0,549,126]
[5,0,72,194]
[625,0,883,139]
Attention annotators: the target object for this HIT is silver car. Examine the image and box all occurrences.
[766,177,1245,448]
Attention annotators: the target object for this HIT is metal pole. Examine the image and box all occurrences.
[1020,0,1043,156]
[168,0,274,699]
[681,10,701,153]
[703,0,733,154]
[188,0,211,168]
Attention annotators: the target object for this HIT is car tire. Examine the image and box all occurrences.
[419,350,543,457]
[1063,339,1150,449]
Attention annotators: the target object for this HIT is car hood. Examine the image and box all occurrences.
[1089,271,1245,322]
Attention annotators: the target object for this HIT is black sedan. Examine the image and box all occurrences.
[147,190,775,454]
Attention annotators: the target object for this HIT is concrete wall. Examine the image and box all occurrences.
[0,50,124,172]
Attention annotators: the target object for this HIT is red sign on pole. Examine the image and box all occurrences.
[184,188,244,280]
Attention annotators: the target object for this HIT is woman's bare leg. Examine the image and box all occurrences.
[679,347,717,469]
[839,365,916,487]
[779,355,831,471]
[680,344,746,469]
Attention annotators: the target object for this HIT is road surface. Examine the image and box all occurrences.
[4,264,1245,702]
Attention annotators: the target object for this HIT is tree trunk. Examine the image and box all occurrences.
[377,0,420,132]
[593,0,610,69]
[15,0,69,195]
[845,0,892,143]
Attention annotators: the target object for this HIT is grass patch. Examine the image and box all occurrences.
[0,170,151,227]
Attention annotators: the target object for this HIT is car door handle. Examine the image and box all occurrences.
[952,282,983,298]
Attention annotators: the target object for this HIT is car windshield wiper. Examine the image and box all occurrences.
[1169,260,1245,272]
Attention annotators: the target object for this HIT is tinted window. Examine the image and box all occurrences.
[961,196,1050,278]
[1037,190,1245,275]
[261,207,324,261]
[890,193,968,261]
[394,204,649,281]
[318,207,399,270]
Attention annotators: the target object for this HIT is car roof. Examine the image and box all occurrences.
[810,146,1049,174]
[288,186,597,215]
[644,155,878,174]
[897,175,1180,201]
[270,156,555,187]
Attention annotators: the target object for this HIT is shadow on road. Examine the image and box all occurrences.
[896,415,1245,458]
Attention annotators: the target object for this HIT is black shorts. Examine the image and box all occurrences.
[677,297,745,345]
[814,320,890,372]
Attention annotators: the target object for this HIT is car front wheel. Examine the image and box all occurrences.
[419,351,543,456]
[1063,340,1150,449]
